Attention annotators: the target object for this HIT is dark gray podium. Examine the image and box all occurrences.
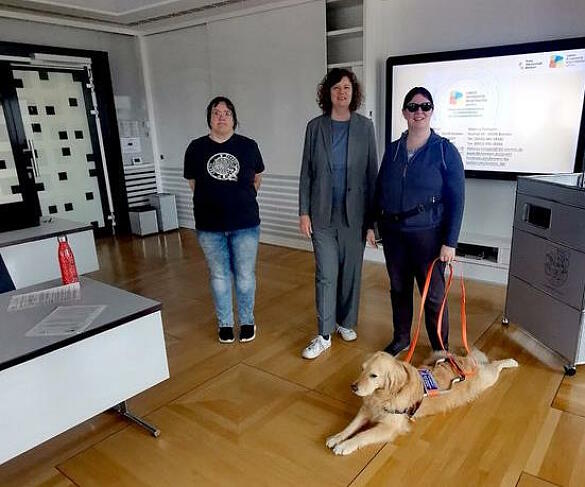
[504,173,585,374]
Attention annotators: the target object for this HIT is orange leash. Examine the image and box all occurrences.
[404,258,476,378]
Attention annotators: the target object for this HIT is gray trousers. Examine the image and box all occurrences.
[311,207,366,335]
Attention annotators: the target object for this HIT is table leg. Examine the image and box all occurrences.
[112,401,160,437]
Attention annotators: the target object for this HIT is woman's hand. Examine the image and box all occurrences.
[299,215,312,238]
[254,173,262,192]
[440,245,456,263]
[366,229,377,248]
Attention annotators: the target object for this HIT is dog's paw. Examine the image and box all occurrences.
[332,440,357,456]
[326,433,344,449]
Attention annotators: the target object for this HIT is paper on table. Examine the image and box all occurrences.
[26,305,107,337]
[7,282,81,312]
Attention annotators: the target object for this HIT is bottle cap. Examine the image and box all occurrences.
[57,235,68,243]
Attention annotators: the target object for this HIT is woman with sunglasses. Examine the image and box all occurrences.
[375,86,465,356]
[184,96,264,344]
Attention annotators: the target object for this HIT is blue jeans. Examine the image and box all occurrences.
[197,225,260,328]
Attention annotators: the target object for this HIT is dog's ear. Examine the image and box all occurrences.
[384,360,409,393]
[383,361,397,391]
[383,371,392,390]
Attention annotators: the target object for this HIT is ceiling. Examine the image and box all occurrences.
[26,1,196,15]
[0,0,256,26]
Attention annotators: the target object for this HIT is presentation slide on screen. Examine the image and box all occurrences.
[391,48,585,173]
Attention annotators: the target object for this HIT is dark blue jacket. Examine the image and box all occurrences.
[375,130,465,247]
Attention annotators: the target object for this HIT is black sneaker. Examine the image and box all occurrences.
[239,324,256,343]
[218,327,235,343]
[384,340,410,356]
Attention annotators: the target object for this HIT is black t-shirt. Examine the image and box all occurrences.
[183,134,265,231]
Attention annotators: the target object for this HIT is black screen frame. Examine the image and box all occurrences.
[385,37,585,180]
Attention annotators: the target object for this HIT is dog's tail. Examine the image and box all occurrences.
[470,350,519,372]
[427,349,517,372]
[469,349,489,365]
[494,358,519,370]
[428,348,488,365]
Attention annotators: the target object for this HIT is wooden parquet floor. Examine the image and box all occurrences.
[1,229,584,486]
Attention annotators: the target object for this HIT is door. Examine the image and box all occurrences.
[0,62,40,231]
[11,66,111,231]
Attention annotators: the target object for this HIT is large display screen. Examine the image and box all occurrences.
[386,38,585,178]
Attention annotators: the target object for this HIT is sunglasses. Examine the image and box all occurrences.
[405,102,433,113]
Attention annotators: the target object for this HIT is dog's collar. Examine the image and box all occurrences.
[383,399,422,420]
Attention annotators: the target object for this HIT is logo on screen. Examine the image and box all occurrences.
[449,91,463,105]
[549,54,564,68]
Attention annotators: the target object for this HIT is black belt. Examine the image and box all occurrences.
[381,196,441,223]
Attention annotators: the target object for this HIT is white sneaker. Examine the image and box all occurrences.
[336,325,357,342]
[302,335,331,359]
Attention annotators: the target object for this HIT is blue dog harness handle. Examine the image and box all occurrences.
[419,369,439,396]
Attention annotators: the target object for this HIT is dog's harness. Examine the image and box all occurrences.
[383,399,422,420]
[418,362,465,398]
[381,374,424,421]
[387,361,467,422]
[404,258,478,389]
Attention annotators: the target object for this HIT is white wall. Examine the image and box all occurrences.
[145,24,211,170]
[362,0,585,281]
[143,0,326,242]
[207,7,326,176]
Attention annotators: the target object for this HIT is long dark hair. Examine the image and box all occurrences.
[317,68,363,114]
[206,96,238,129]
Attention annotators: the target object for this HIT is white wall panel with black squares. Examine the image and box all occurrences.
[13,69,105,227]
[0,103,23,205]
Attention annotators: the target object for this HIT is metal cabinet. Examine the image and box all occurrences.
[504,174,585,374]
[148,193,178,232]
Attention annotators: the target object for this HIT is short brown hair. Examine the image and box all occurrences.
[316,68,363,114]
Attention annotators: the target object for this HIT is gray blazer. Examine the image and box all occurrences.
[299,113,378,229]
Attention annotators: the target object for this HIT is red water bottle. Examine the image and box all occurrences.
[57,235,79,285]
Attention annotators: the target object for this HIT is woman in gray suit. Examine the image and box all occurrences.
[299,68,378,359]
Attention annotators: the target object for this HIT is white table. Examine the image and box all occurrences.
[0,277,169,465]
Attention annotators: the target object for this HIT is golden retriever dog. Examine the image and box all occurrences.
[326,350,518,455]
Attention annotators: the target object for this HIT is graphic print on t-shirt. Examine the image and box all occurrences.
[207,152,240,182]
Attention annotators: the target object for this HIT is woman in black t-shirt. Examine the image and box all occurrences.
[184,96,264,344]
